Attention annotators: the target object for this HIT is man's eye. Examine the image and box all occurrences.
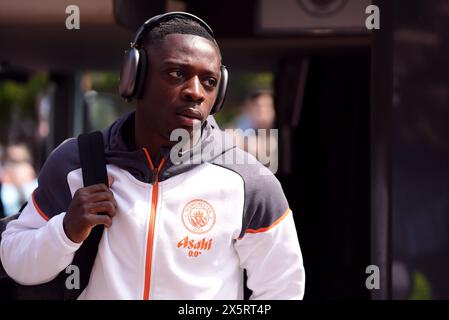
[204,78,217,88]
[168,70,184,78]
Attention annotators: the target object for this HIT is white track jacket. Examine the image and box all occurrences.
[1,111,305,299]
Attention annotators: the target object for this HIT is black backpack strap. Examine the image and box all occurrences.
[64,131,108,300]
[78,131,108,187]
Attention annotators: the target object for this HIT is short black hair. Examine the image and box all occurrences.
[143,16,220,52]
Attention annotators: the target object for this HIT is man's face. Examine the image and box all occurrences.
[137,33,221,145]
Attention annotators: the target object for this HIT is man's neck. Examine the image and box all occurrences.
[133,116,167,161]
[132,112,206,162]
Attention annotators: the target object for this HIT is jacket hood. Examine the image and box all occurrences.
[101,110,236,183]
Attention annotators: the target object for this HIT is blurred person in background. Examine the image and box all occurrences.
[233,90,277,170]
[0,143,38,217]
[235,90,276,131]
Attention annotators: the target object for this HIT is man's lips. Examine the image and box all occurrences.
[175,108,203,121]
[174,108,203,128]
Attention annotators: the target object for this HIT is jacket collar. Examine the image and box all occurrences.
[101,110,235,183]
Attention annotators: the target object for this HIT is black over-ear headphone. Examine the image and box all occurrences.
[118,11,228,115]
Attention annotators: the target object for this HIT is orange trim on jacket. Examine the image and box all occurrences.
[31,191,49,221]
[238,208,291,240]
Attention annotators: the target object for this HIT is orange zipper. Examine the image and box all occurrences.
[142,148,166,300]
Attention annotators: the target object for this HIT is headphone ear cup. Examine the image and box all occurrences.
[134,48,148,100]
[210,65,228,114]
[118,48,141,99]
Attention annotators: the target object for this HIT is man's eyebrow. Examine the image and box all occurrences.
[162,60,220,77]
[162,60,189,67]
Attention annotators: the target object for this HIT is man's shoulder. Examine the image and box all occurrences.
[213,147,289,238]
[211,146,283,197]
[32,137,82,219]
[48,137,78,159]
[39,137,80,179]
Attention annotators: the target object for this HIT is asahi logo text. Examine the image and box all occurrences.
[177,236,213,258]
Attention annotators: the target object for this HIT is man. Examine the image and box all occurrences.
[0,13,305,299]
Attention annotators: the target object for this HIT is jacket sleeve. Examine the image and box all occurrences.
[234,166,305,300]
[0,138,82,285]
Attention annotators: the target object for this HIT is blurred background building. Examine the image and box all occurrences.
[0,0,448,300]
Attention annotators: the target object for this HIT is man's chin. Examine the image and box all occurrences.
[174,119,203,132]
[167,121,203,147]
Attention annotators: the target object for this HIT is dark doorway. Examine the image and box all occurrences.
[276,50,371,299]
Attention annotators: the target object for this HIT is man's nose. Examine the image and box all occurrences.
[182,76,205,103]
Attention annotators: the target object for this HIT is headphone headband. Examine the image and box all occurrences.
[131,12,215,48]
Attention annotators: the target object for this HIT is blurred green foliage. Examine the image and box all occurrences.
[90,72,120,93]
[85,71,132,131]
[0,73,48,144]
[0,70,273,143]
[86,70,274,129]
[409,271,432,300]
